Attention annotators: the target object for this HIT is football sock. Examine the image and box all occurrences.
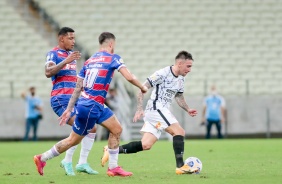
[64,145,77,163]
[173,135,185,168]
[78,133,96,165]
[41,145,60,162]
[108,148,119,169]
[119,141,143,154]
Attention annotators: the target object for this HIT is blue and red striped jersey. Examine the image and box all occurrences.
[78,51,125,106]
[45,46,77,100]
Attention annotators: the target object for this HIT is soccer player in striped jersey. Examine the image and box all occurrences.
[101,51,199,175]
[44,27,97,175]
[34,32,147,177]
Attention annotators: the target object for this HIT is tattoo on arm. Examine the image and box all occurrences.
[136,81,151,111]
[136,91,144,111]
[45,61,66,77]
[175,93,189,112]
[66,78,83,111]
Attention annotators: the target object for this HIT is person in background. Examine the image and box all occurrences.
[201,85,226,139]
[21,86,43,141]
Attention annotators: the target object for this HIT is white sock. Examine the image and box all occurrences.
[108,148,119,169]
[78,133,96,165]
[41,146,60,162]
[64,145,78,163]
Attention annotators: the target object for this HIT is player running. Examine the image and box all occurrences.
[101,51,199,175]
[34,32,147,177]
[44,27,97,175]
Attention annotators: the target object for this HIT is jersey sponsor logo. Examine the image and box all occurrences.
[88,56,112,63]
[89,63,103,68]
[64,63,76,70]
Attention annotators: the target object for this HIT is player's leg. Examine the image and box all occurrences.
[34,131,84,176]
[51,99,79,174]
[23,118,31,141]
[215,120,223,139]
[206,120,212,139]
[100,106,160,165]
[75,125,98,174]
[166,123,198,174]
[33,118,39,141]
[118,132,158,154]
[59,116,78,176]
[53,99,97,175]
[100,115,132,176]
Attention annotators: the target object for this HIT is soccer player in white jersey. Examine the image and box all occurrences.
[101,51,198,175]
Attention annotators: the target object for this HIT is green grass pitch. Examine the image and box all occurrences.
[0,139,281,184]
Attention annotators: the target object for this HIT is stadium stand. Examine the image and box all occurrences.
[0,0,52,98]
[1,0,281,98]
[32,0,282,96]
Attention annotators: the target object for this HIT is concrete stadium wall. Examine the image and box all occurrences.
[0,98,71,140]
[172,96,282,138]
[0,96,281,140]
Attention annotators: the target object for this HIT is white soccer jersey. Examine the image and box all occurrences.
[145,66,185,111]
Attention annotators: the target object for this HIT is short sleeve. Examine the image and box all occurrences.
[220,96,226,107]
[78,65,86,79]
[147,68,166,87]
[111,54,126,71]
[45,51,57,66]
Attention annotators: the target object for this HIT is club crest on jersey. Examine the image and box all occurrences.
[46,53,54,61]
[119,58,124,64]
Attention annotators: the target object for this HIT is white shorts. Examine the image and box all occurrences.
[140,109,178,139]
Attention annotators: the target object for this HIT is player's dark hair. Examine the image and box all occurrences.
[58,27,75,36]
[99,32,116,44]
[175,51,193,61]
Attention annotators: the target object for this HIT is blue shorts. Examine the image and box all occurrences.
[73,103,114,136]
[50,97,76,123]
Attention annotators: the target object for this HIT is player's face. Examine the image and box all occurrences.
[62,32,75,51]
[179,59,193,76]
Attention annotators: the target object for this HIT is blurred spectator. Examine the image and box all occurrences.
[105,88,118,111]
[201,85,226,139]
[21,87,43,141]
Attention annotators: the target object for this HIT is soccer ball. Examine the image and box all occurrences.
[184,157,203,174]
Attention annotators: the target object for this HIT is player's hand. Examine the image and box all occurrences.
[188,108,197,117]
[58,110,71,126]
[140,86,148,93]
[65,51,81,64]
[133,110,144,122]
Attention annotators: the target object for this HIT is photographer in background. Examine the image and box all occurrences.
[21,86,43,141]
[201,85,226,139]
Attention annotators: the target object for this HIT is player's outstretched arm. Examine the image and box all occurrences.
[119,67,147,93]
[133,80,151,122]
[45,51,81,78]
[175,92,197,117]
[59,77,83,125]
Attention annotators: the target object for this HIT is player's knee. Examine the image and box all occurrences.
[88,125,97,133]
[171,128,185,137]
[142,142,153,150]
[111,125,122,135]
